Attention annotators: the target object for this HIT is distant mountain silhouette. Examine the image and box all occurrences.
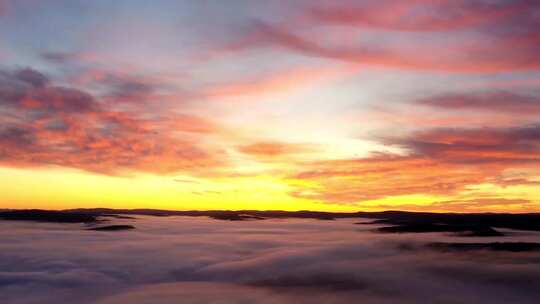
[2,209,540,235]
[209,214,266,221]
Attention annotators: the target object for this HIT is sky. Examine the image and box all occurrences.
[1,0,540,212]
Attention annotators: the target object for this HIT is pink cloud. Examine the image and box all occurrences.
[308,0,525,32]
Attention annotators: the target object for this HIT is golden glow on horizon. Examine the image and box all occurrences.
[0,166,332,211]
[2,166,538,212]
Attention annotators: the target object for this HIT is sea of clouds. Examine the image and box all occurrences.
[1,216,540,303]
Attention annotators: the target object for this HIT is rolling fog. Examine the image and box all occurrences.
[1,216,540,304]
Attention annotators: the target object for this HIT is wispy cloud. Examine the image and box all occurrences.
[307,0,527,32]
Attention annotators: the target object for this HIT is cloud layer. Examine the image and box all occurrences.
[1,217,540,304]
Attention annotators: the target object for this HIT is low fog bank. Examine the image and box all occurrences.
[1,216,540,304]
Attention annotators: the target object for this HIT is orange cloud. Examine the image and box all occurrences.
[238,141,317,157]
[0,67,225,175]
[290,155,492,202]
[289,123,540,203]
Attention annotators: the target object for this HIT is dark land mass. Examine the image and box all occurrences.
[1,209,540,234]
[66,208,352,220]
[377,223,504,237]
[210,214,266,221]
[369,211,540,231]
[367,211,540,236]
[87,225,135,231]
[0,210,98,223]
[99,214,137,219]
[427,242,540,252]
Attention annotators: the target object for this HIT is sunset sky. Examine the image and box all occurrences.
[1,0,539,212]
